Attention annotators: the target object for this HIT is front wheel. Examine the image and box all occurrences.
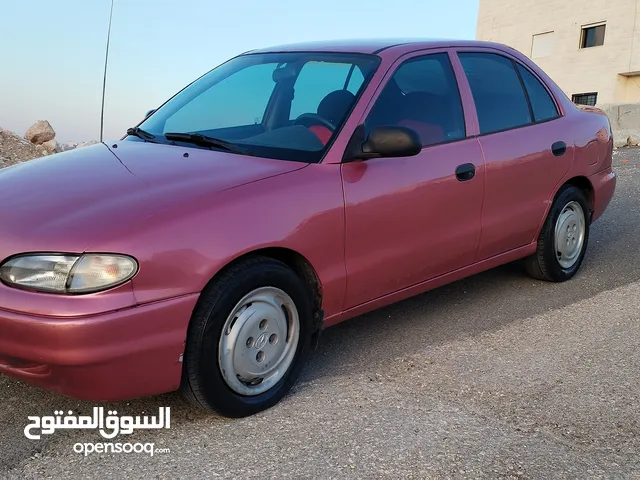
[524,185,591,282]
[180,256,314,417]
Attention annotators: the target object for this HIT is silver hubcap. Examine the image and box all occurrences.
[555,201,585,269]
[218,286,299,396]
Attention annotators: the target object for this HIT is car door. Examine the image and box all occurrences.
[341,50,486,309]
[454,49,574,260]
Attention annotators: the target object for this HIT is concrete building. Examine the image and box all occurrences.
[476,0,640,106]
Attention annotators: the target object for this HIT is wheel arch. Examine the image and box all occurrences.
[563,176,595,221]
[199,247,325,343]
[533,175,595,242]
[524,177,592,282]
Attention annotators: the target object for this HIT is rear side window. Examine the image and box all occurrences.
[516,64,559,122]
[458,52,532,135]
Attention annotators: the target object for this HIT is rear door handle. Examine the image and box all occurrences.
[552,141,567,157]
[455,163,475,182]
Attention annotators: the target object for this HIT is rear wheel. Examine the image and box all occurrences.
[524,185,590,282]
[180,256,314,417]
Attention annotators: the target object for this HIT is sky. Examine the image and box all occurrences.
[0,0,479,144]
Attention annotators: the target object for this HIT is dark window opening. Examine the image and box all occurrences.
[458,52,532,135]
[572,92,598,106]
[581,24,606,48]
[516,64,559,122]
[365,53,466,147]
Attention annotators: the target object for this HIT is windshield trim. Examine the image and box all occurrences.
[131,51,382,164]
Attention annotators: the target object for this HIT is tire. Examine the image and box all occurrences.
[524,184,591,282]
[180,255,314,418]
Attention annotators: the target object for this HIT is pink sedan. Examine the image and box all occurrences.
[0,39,616,417]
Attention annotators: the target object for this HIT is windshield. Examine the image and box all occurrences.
[135,52,380,163]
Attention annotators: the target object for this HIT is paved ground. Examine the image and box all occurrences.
[1,149,639,479]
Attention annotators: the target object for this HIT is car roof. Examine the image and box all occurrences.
[244,38,511,55]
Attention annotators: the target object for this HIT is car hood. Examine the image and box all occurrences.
[0,140,306,257]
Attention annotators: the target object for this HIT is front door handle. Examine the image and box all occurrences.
[455,163,475,182]
[552,141,567,157]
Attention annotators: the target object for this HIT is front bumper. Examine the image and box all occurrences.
[0,294,199,401]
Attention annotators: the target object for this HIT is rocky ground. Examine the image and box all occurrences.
[0,121,97,169]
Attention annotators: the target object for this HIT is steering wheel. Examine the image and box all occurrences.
[293,113,336,131]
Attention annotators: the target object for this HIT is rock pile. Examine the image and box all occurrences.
[0,121,98,169]
[0,129,48,168]
[24,120,57,154]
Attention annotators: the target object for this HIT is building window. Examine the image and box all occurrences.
[572,92,598,106]
[531,31,554,59]
[580,24,606,48]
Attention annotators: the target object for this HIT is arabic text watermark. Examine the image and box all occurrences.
[24,406,170,440]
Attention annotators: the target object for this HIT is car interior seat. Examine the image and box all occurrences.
[308,90,356,145]
[396,91,447,146]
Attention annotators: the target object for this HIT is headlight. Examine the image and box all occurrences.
[0,253,138,294]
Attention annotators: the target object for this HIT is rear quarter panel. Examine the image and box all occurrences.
[562,105,616,223]
[568,105,614,177]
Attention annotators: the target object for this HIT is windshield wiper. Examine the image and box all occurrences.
[126,127,157,141]
[164,132,247,155]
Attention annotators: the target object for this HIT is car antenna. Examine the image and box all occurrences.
[99,0,115,144]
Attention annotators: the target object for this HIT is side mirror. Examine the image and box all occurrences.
[342,125,422,162]
[144,109,156,119]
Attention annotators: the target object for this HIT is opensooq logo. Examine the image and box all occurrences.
[24,407,170,440]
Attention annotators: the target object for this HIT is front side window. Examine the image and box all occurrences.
[458,52,532,135]
[138,52,380,163]
[364,53,466,147]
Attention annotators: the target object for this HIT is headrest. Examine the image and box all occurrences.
[317,90,356,126]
